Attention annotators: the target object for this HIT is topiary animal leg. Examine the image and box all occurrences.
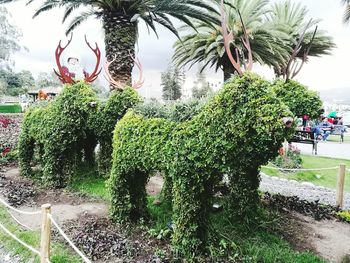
[171,174,213,257]
[17,135,34,177]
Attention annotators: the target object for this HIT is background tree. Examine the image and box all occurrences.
[0,0,219,86]
[0,69,34,96]
[0,6,21,69]
[36,72,61,88]
[192,70,213,99]
[161,65,183,101]
[173,0,334,81]
[173,0,290,81]
[267,0,335,78]
[342,0,350,23]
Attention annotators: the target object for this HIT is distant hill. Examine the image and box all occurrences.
[319,87,350,104]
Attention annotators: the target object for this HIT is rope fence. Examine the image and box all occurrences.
[48,214,91,263]
[0,198,91,263]
[0,222,41,256]
[262,164,347,208]
[0,198,41,215]
[262,165,338,171]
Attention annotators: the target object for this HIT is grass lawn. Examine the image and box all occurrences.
[0,207,81,263]
[327,134,350,143]
[262,154,350,193]
[69,165,109,200]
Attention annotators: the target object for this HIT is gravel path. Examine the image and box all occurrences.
[260,172,350,210]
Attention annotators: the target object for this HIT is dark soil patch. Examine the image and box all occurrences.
[0,167,101,208]
[0,169,37,207]
[263,192,341,221]
[59,215,170,263]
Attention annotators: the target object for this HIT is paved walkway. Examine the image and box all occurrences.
[292,140,350,160]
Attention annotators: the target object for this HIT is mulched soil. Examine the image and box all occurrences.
[58,215,170,263]
[262,192,342,221]
[0,165,38,207]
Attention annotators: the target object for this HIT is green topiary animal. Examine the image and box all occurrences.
[94,87,141,175]
[271,79,323,119]
[18,82,99,187]
[108,73,294,257]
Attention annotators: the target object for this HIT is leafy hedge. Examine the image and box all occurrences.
[0,104,22,113]
[108,73,294,258]
[18,82,99,187]
[271,80,323,119]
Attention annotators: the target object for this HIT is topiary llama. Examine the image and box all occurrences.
[18,82,99,187]
[108,73,294,257]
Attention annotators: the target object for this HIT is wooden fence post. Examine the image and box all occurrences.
[336,164,346,208]
[40,204,51,263]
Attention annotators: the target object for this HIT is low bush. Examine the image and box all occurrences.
[273,145,302,169]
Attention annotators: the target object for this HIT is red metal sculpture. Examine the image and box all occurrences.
[54,34,101,84]
[104,53,144,91]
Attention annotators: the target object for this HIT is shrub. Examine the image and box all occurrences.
[273,145,302,169]
[108,73,293,258]
[271,79,322,119]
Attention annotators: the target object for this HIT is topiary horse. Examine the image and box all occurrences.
[108,73,294,257]
[18,82,99,187]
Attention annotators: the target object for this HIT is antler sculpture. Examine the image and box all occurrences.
[105,53,145,91]
[54,34,102,84]
[284,21,318,81]
[220,0,253,76]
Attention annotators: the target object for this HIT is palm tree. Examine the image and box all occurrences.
[173,0,291,81]
[267,0,335,78]
[0,0,219,85]
[342,0,350,24]
[173,0,334,81]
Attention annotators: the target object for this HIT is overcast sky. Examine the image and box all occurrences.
[4,0,350,99]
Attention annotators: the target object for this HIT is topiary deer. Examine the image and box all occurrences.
[108,2,294,258]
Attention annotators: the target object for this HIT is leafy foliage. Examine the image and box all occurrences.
[0,0,219,84]
[173,0,334,81]
[18,82,99,187]
[273,145,302,169]
[267,0,335,77]
[0,69,35,96]
[343,0,350,24]
[94,87,141,175]
[271,79,323,119]
[108,73,293,258]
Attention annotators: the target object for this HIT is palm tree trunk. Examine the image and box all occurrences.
[103,11,137,86]
[222,62,236,82]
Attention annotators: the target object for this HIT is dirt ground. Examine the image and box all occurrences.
[1,166,350,262]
